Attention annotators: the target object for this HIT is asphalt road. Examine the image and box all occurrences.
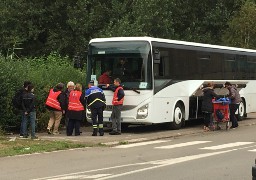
[1,116,256,180]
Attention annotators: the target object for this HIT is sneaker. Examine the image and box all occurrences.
[31,136,38,140]
[109,131,121,135]
[52,131,60,135]
[19,134,24,138]
[47,128,51,134]
[99,132,104,136]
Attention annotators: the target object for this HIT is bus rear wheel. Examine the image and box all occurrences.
[238,100,246,120]
[168,103,184,130]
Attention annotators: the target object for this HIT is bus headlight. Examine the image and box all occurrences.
[137,104,148,119]
[86,108,91,118]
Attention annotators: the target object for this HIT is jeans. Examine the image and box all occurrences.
[20,113,25,135]
[22,111,36,137]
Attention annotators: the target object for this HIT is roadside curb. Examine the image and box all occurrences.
[8,118,256,147]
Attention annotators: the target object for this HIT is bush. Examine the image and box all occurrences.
[0,53,86,132]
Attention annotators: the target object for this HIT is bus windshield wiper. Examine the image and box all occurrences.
[123,86,140,94]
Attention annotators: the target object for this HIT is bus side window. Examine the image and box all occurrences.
[153,49,169,77]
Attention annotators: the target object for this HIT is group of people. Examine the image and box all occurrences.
[201,81,242,131]
[16,77,125,138]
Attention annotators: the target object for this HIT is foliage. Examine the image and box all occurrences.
[222,0,256,48]
[0,53,86,131]
[0,0,255,58]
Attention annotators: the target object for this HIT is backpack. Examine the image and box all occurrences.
[12,89,23,110]
[216,109,224,121]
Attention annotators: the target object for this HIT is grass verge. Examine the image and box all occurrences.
[0,136,90,157]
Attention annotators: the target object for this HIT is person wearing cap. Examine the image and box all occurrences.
[224,81,242,129]
[106,78,125,135]
[45,83,66,135]
[64,81,75,132]
[85,80,106,136]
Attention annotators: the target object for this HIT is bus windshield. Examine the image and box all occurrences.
[88,41,152,90]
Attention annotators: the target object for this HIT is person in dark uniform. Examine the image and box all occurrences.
[85,80,106,136]
[106,78,125,135]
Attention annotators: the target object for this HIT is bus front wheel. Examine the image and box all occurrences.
[168,103,184,130]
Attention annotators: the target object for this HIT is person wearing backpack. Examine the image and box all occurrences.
[12,81,32,137]
[45,83,66,135]
[21,84,37,139]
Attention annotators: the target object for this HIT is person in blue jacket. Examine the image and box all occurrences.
[85,80,106,136]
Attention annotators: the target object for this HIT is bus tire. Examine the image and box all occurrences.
[169,103,184,130]
[238,99,246,121]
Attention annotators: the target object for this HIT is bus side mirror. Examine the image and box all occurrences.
[154,49,160,64]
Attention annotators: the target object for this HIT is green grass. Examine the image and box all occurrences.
[0,137,90,157]
[119,141,129,145]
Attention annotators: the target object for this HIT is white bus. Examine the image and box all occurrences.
[86,37,256,129]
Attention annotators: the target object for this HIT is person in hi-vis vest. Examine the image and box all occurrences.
[106,78,125,135]
[66,83,85,136]
[45,83,66,135]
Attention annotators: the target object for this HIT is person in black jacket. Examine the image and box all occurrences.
[201,82,218,131]
[85,80,106,136]
[16,81,32,137]
[21,84,37,139]
[64,81,75,133]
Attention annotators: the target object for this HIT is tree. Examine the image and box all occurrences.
[222,0,256,49]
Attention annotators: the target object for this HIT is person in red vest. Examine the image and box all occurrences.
[66,83,85,136]
[99,70,112,84]
[106,78,125,135]
[45,83,66,135]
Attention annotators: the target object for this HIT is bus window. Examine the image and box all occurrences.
[224,54,236,79]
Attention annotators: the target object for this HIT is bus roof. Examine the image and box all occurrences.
[89,37,256,54]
